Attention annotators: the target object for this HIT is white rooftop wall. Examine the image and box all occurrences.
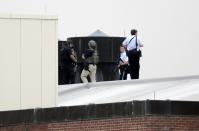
[0,14,58,111]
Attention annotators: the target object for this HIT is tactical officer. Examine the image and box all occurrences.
[81,40,99,83]
[60,40,77,84]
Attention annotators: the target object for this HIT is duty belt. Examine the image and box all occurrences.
[88,63,96,65]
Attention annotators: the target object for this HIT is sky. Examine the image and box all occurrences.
[0,0,199,78]
[0,0,140,39]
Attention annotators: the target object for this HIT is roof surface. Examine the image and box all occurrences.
[58,75,199,106]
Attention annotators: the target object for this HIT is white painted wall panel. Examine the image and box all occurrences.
[20,19,42,108]
[0,15,58,111]
[41,20,57,107]
[0,19,21,110]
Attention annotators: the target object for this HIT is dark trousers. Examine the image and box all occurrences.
[128,51,140,79]
[62,66,75,84]
[119,65,128,80]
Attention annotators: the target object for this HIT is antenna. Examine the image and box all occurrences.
[43,1,47,15]
[44,4,47,15]
[123,29,126,37]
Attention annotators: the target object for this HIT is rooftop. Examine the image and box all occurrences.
[59,75,199,106]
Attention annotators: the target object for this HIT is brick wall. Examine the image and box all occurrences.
[1,116,199,131]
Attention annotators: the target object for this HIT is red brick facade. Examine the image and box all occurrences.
[1,116,199,131]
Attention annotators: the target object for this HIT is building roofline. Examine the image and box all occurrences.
[0,14,58,20]
[1,100,199,127]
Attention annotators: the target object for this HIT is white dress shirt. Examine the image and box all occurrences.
[122,35,143,51]
[120,52,128,63]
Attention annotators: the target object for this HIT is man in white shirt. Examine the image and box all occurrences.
[122,29,143,79]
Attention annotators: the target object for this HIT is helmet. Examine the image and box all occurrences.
[88,40,97,49]
[63,40,69,46]
[63,40,73,48]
